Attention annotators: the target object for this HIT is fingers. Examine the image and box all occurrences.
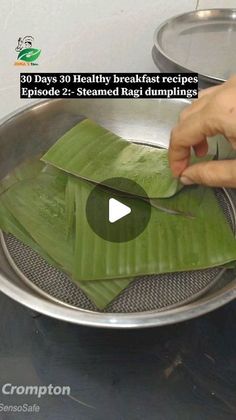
[169,76,236,185]
[169,111,214,177]
[170,89,222,176]
[193,140,209,157]
[179,97,207,121]
[198,84,222,98]
[179,85,221,122]
[180,160,236,188]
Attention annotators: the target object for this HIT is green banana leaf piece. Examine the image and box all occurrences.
[1,173,74,273]
[0,191,129,309]
[0,199,131,309]
[72,178,236,280]
[0,157,44,194]
[41,119,183,198]
[0,201,57,267]
[0,163,133,308]
[0,158,58,267]
[65,176,77,237]
[79,277,132,309]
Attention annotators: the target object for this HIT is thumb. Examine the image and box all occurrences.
[180,160,236,188]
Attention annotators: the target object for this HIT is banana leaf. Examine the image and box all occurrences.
[65,176,77,237]
[72,178,236,280]
[41,119,183,198]
[0,162,133,308]
[42,119,216,199]
[2,159,235,281]
[0,158,59,267]
[79,277,132,309]
[1,173,74,273]
[0,197,129,309]
[0,157,44,194]
[0,187,132,308]
[0,201,56,267]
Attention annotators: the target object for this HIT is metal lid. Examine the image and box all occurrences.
[152,9,236,88]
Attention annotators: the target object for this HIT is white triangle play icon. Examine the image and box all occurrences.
[109,198,131,223]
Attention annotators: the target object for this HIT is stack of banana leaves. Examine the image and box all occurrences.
[1,119,236,309]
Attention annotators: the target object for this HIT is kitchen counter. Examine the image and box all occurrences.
[0,292,235,420]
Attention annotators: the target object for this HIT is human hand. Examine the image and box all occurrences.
[169,76,236,187]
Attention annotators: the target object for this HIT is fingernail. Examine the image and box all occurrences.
[180,176,194,185]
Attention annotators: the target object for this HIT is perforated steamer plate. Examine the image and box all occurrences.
[0,188,235,313]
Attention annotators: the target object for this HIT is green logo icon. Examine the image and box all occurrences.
[17,48,41,62]
[15,36,41,65]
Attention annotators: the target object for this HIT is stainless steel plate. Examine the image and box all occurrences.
[153,9,236,88]
[0,99,236,328]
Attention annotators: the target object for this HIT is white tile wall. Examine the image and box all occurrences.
[198,0,236,8]
[0,0,197,119]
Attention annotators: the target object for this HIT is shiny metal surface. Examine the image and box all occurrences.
[153,9,236,88]
[0,99,236,328]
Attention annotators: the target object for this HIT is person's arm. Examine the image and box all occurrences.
[168,76,236,187]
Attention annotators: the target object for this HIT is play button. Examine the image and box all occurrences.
[86,177,151,243]
[109,198,131,223]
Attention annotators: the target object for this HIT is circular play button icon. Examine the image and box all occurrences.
[86,177,151,243]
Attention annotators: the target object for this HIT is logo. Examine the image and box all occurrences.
[14,36,41,66]
[2,383,71,398]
